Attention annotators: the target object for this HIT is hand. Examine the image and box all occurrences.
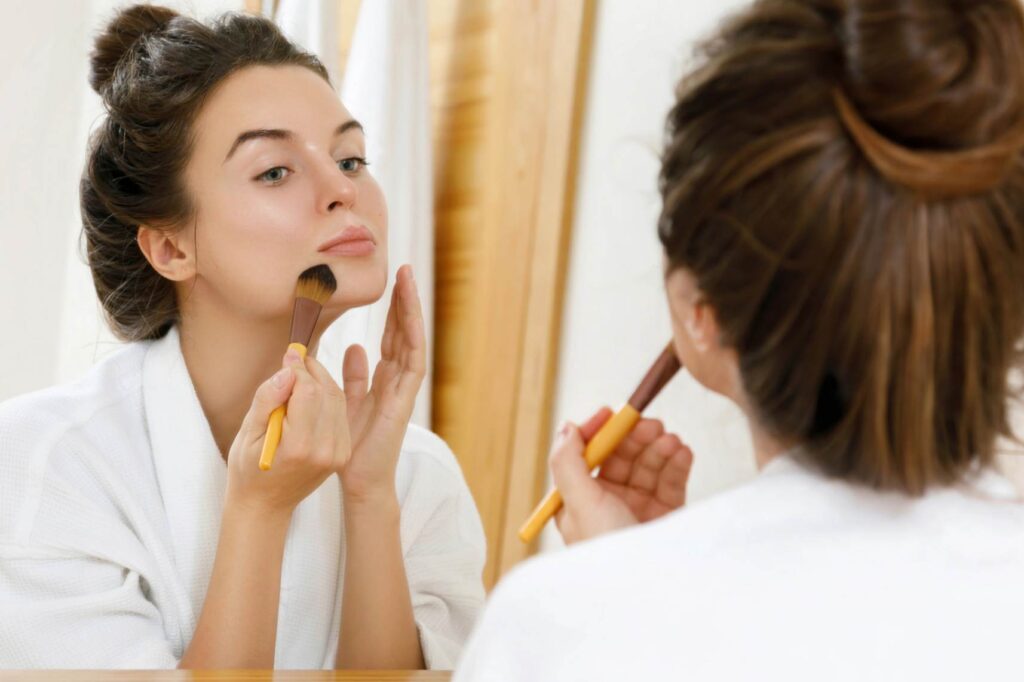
[337,265,427,503]
[551,407,693,544]
[224,346,351,515]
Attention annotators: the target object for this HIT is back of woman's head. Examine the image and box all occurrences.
[659,0,1024,493]
[82,4,327,341]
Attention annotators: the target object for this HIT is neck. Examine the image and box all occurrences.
[177,294,330,457]
[748,420,791,470]
[724,366,792,470]
[720,356,790,466]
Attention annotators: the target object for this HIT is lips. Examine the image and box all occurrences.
[318,225,376,257]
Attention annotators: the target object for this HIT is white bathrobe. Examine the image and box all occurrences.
[0,327,486,669]
[455,455,1024,681]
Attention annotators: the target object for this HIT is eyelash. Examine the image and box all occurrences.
[254,157,370,185]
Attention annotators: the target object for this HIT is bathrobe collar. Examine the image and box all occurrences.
[142,325,227,634]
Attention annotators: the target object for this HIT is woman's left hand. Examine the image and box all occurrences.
[336,264,426,503]
[551,407,694,544]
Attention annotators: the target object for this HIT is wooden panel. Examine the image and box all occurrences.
[428,0,497,489]
[496,0,596,576]
[432,0,594,587]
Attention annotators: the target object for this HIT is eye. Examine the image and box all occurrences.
[256,166,291,184]
[338,157,369,174]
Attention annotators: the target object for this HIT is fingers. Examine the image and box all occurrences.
[579,407,614,442]
[598,418,664,484]
[280,347,321,448]
[654,442,693,508]
[381,279,400,360]
[396,266,426,375]
[627,432,685,493]
[342,344,370,401]
[618,419,665,461]
[305,355,350,467]
[305,354,344,398]
[549,423,601,510]
[376,266,426,401]
[238,363,296,443]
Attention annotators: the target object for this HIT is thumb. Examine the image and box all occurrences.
[550,422,601,509]
[342,344,370,403]
[238,365,296,441]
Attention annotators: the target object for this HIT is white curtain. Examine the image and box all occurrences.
[273,0,340,85]
[276,0,435,427]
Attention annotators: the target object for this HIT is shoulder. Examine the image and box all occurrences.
[0,344,149,535]
[0,343,146,438]
[396,423,473,498]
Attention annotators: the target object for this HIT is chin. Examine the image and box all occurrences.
[325,262,388,310]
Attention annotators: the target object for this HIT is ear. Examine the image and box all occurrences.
[137,224,195,282]
[685,299,713,352]
[665,268,722,354]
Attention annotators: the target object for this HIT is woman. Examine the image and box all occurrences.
[456,0,1024,679]
[0,4,484,670]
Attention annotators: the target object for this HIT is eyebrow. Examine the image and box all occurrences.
[223,119,364,162]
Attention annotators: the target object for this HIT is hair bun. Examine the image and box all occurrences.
[835,0,1024,196]
[90,4,178,98]
[840,0,1024,150]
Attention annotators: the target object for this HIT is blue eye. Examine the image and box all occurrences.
[338,157,368,173]
[256,166,291,184]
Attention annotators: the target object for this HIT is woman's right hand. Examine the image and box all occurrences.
[551,408,694,545]
[224,346,351,515]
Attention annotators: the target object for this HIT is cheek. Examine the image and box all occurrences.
[193,184,311,314]
[359,177,388,235]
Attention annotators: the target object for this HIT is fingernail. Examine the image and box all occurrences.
[554,421,571,445]
[272,367,291,389]
[284,347,301,363]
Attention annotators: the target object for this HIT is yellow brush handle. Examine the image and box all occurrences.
[518,404,641,543]
[259,342,308,471]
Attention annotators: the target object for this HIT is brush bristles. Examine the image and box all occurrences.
[295,264,337,305]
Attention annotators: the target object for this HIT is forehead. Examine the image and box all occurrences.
[191,64,352,153]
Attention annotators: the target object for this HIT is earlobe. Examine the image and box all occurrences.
[685,301,710,353]
[688,297,728,355]
[137,225,194,282]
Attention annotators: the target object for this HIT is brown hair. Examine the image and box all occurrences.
[81,4,328,341]
[659,0,1024,493]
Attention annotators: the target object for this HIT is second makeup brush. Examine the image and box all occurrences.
[518,342,682,543]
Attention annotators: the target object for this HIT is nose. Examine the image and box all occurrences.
[313,156,357,214]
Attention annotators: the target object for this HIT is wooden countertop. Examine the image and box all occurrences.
[0,672,450,681]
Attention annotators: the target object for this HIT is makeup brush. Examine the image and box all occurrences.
[518,342,682,543]
[259,264,338,471]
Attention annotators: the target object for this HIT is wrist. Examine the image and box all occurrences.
[340,478,399,508]
[223,489,295,528]
[341,486,400,524]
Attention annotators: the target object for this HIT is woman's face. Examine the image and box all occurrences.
[181,64,387,324]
